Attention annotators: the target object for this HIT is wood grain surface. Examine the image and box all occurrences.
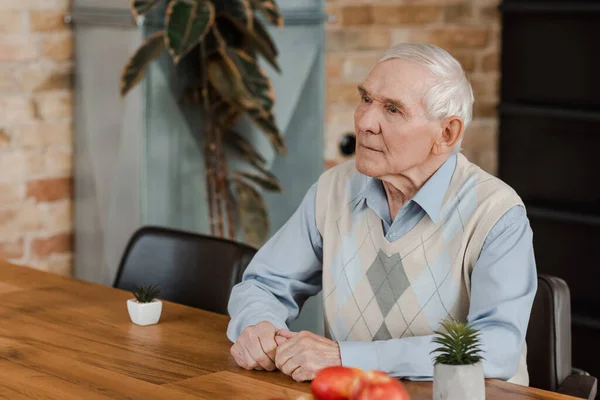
[0,259,580,400]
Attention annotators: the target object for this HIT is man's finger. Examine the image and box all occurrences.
[275,329,303,358]
[241,347,260,370]
[246,337,276,371]
[275,341,296,371]
[276,329,297,339]
[248,348,276,371]
[230,346,248,369]
[292,367,312,382]
[258,333,278,363]
[274,334,288,346]
[279,354,301,377]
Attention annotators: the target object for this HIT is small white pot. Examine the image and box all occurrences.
[127,299,162,326]
[433,361,485,400]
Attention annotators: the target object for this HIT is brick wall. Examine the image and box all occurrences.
[325,0,500,174]
[0,0,73,275]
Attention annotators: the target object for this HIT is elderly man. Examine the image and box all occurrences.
[226,43,537,386]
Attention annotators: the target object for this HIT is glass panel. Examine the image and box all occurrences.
[73,25,144,285]
[140,0,325,334]
[141,25,209,233]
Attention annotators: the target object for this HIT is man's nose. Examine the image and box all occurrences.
[357,106,381,135]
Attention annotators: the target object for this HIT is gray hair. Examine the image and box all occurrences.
[378,43,474,154]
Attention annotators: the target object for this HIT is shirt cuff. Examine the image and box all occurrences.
[338,341,379,371]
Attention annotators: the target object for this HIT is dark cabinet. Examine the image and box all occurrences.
[499,1,600,395]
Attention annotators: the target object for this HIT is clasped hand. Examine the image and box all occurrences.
[230,321,341,382]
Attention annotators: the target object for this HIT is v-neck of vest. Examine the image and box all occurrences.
[367,154,468,253]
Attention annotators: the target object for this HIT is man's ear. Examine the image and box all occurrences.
[432,117,464,155]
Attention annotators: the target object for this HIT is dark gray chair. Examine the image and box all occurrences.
[113,226,257,315]
[526,275,597,399]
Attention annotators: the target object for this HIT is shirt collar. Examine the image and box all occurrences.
[357,155,457,224]
[411,155,457,223]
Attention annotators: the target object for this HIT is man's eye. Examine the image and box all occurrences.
[388,106,399,114]
[362,95,372,103]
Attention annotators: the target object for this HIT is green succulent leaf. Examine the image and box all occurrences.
[120,30,166,97]
[249,0,283,27]
[130,0,161,18]
[430,318,484,366]
[165,0,215,63]
[132,284,161,303]
[234,177,269,247]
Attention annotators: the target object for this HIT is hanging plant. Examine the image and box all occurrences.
[120,0,285,247]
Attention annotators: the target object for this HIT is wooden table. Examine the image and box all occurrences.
[0,259,580,400]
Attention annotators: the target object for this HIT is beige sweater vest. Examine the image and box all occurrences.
[315,154,529,385]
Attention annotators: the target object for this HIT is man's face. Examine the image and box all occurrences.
[354,58,441,178]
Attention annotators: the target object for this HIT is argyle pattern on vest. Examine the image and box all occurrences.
[315,154,523,345]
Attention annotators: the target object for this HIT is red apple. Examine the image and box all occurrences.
[350,371,410,400]
[311,366,364,400]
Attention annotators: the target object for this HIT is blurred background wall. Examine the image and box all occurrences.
[0,0,73,275]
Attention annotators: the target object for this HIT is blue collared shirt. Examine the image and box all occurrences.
[227,155,537,381]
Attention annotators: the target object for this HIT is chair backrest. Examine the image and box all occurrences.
[526,274,572,392]
[113,226,257,315]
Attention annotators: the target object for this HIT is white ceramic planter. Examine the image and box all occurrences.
[127,299,162,326]
[433,361,485,400]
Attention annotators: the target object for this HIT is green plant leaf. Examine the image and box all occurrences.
[230,50,274,111]
[223,15,280,72]
[214,0,253,28]
[431,347,452,355]
[254,18,278,57]
[251,18,280,71]
[130,0,161,18]
[225,129,266,166]
[165,0,215,63]
[207,53,255,107]
[236,169,281,192]
[249,0,283,27]
[234,177,269,247]
[433,332,454,344]
[208,50,284,153]
[215,102,244,128]
[246,108,286,155]
[120,30,166,97]
[431,318,483,365]
[132,284,161,303]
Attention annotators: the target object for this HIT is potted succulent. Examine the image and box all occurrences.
[431,318,485,400]
[127,284,162,326]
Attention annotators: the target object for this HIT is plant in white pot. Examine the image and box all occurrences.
[431,318,485,400]
[127,284,162,326]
